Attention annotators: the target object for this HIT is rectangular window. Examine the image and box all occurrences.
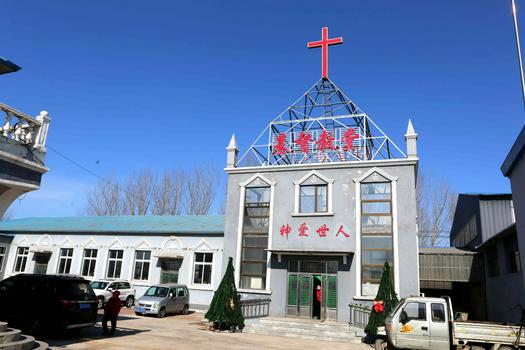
[193,252,213,285]
[14,247,29,272]
[133,250,151,281]
[240,186,270,290]
[431,303,446,322]
[81,249,97,277]
[0,246,6,272]
[58,248,74,274]
[299,184,327,213]
[107,249,124,279]
[361,182,393,296]
[402,302,427,322]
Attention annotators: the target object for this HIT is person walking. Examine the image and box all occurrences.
[102,290,122,336]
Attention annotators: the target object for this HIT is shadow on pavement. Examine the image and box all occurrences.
[40,314,149,348]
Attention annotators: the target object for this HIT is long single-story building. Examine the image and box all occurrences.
[0,216,224,308]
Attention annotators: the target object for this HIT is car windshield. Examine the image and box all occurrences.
[145,286,169,298]
[391,298,406,316]
[57,281,94,298]
[90,281,109,290]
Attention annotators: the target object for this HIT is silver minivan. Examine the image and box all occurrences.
[133,284,190,318]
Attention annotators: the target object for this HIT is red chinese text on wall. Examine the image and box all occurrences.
[279,223,350,239]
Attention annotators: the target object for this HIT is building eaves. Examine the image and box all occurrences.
[501,125,525,177]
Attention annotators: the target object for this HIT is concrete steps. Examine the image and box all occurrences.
[0,322,49,350]
[244,317,363,344]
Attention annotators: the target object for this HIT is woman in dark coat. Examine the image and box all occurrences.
[102,290,122,336]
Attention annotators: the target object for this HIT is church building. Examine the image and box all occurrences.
[222,27,420,322]
[0,27,420,324]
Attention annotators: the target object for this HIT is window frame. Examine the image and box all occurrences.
[133,250,151,281]
[81,248,98,277]
[401,302,427,322]
[240,185,270,291]
[106,249,124,279]
[193,252,213,285]
[293,171,334,216]
[431,303,446,323]
[57,248,74,274]
[0,245,7,273]
[299,184,328,213]
[14,247,29,273]
[360,182,393,294]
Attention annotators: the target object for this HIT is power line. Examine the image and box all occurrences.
[46,145,214,226]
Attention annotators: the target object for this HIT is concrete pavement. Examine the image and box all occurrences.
[42,308,370,350]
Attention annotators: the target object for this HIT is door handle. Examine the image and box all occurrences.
[421,326,428,331]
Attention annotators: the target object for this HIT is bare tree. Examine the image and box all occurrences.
[85,177,122,216]
[152,169,186,215]
[83,165,221,216]
[417,171,457,247]
[185,166,218,215]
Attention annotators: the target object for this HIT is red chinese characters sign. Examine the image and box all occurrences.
[279,223,350,239]
[272,128,359,156]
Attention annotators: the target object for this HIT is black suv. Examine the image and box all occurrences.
[0,274,98,334]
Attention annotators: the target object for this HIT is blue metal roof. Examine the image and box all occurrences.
[0,216,225,235]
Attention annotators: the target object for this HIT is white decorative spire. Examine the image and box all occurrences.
[226,134,238,168]
[405,118,418,158]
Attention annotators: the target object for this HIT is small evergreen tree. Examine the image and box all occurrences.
[365,262,399,336]
[205,257,245,331]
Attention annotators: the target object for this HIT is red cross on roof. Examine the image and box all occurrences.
[307,27,343,80]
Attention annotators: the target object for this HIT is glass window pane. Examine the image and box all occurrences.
[194,264,203,284]
[327,260,338,273]
[242,248,267,261]
[203,265,211,284]
[204,253,213,263]
[362,183,391,200]
[362,202,391,214]
[403,302,427,321]
[362,250,393,266]
[134,263,141,280]
[362,215,392,234]
[300,186,315,213]
[245,187,270,203]
[243,236,268,247]
[362,236,393,250]
[241,262,265,275]
[115,261,122,278]
[243,216,269,233]
[316,185,327,212]
[361,266,383,284]
[240,276,264,290]
[431,303,446,322]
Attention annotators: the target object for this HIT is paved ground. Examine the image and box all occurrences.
[41,308,370,350]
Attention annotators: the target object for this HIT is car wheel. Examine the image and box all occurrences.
[135,312,142,316]
[374,338,389,350]
[157,307,166,318]
[182,304,189,315]
[125,296,135,308]
[97,296,104,309]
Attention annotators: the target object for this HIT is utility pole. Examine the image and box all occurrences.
[512,0,525,111]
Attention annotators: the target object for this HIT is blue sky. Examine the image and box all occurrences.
[2,0,525,218]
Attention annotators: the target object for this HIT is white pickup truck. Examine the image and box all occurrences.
[374,296,525,350]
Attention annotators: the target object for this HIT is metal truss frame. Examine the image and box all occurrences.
[237,78,406,167]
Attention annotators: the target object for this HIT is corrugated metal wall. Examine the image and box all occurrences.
[479,200,515,242]
[419,253,482,283]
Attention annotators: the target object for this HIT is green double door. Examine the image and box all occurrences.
[287,273,337,320]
